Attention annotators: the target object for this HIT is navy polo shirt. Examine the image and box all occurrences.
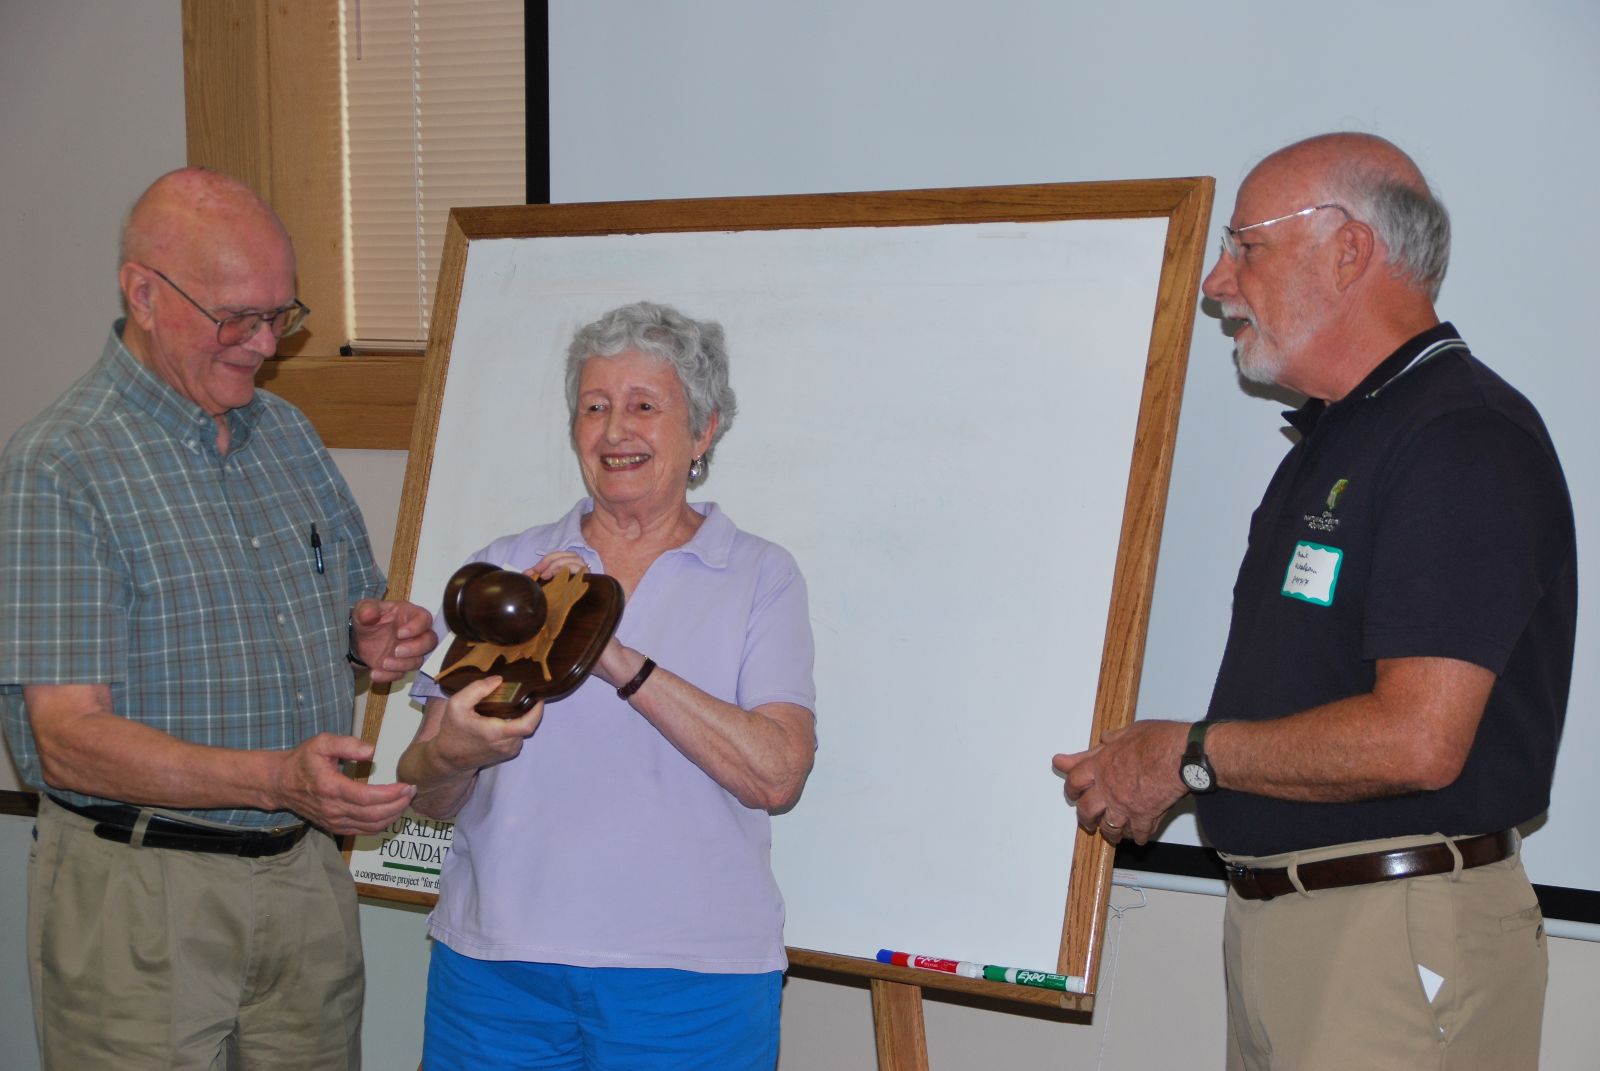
[1195,323,1577,856]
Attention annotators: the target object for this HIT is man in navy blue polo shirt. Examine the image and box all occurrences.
[1055,133,1575,1070]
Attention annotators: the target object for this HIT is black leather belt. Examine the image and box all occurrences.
[48,796,310,858]
[1225,829,1517,901]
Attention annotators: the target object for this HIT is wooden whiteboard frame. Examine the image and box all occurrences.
[353,177,1213,1013]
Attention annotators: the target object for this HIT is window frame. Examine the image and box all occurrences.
[182,0,422,449]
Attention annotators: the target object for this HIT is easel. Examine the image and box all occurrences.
[350,173,1213,1069]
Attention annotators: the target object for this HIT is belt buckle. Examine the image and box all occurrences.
[1224,861,1251,891]
[1225,862,1274,901]
[243,824,307,858]
[238,833,274,859]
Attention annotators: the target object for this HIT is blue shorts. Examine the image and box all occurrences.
[422,941,782,1071]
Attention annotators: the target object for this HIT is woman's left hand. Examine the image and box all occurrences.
[526,551,587,581]
[529,551,632,688]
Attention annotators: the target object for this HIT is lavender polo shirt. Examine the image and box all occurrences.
[413,499,816,972]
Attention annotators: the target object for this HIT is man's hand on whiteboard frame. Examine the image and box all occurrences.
[1052,720,1189,846]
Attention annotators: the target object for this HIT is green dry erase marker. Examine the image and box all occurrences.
[981,964,1087,994]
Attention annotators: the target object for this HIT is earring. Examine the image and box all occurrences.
[688,455,706,482]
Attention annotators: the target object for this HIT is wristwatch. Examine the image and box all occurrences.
[1179,721,1221,794]
[346,616,370,669]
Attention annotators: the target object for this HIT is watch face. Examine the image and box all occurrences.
[1181,763,1213,792]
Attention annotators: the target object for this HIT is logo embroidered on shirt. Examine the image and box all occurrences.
[1325,479,1349,511]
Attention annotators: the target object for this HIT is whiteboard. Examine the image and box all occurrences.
[352,181,1212,1001]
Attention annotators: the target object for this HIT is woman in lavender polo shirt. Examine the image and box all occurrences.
[398,301,817,1070]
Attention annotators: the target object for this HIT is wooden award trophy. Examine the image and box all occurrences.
[433,562,624,718]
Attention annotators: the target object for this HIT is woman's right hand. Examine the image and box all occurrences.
[429,675,544,775]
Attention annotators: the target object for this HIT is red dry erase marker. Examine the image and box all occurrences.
[876,949,984,979]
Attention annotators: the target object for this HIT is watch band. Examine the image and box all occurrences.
[346,617,370,669]
[1186,719,1214,754]
[1180,720,1223,794]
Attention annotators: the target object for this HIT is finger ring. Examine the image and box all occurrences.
[1103,818,1122,829]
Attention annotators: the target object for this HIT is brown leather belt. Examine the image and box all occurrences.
[48,796,310,858]
[1225,829,1517,901]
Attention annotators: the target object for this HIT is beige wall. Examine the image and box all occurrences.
[1,4,1597,1070]
[0,7,190,1064]
[0,7,191,798]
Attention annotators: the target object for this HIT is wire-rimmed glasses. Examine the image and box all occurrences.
[149,267,310,346]
[1219,203,1350,259]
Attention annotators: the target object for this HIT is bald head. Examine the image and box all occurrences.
[1203,133,1448,400]
[1259,133,1428,187]
[1246,133,1450,300]
[121,168,294,284]
[116,168,300,430]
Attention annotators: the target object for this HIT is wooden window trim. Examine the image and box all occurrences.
[182,0,422,449]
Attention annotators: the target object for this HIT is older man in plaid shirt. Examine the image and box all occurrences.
[0,168,436,1070]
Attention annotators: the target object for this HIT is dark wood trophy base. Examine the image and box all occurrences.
[435,565,625,718]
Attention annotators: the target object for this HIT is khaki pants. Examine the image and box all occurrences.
[1222,832,1546,1071]
[28,796,365,1071]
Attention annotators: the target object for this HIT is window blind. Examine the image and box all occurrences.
[344,0,526,348]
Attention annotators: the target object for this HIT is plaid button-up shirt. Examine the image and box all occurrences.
[0,325,384,827]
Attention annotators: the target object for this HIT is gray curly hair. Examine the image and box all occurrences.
[564,301,737,488]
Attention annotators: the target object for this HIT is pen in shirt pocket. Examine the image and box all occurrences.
[310,523,325,574]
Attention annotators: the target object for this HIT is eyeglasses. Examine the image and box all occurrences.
[149,268,310,346]
[1219,203,1350,260]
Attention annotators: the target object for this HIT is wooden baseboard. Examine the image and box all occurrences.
[0,790,39,818]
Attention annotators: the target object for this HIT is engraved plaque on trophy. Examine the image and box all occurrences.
[434,562,624,718]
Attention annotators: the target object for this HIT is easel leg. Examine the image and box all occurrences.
[870,978,930,1071]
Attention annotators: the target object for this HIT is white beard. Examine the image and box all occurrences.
[1232,327,1286,386]
[1224,278,1323,389]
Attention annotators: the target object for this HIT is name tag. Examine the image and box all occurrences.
[1281,541,1342,606]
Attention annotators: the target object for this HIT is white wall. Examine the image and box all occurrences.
[2,3,1597,1070]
